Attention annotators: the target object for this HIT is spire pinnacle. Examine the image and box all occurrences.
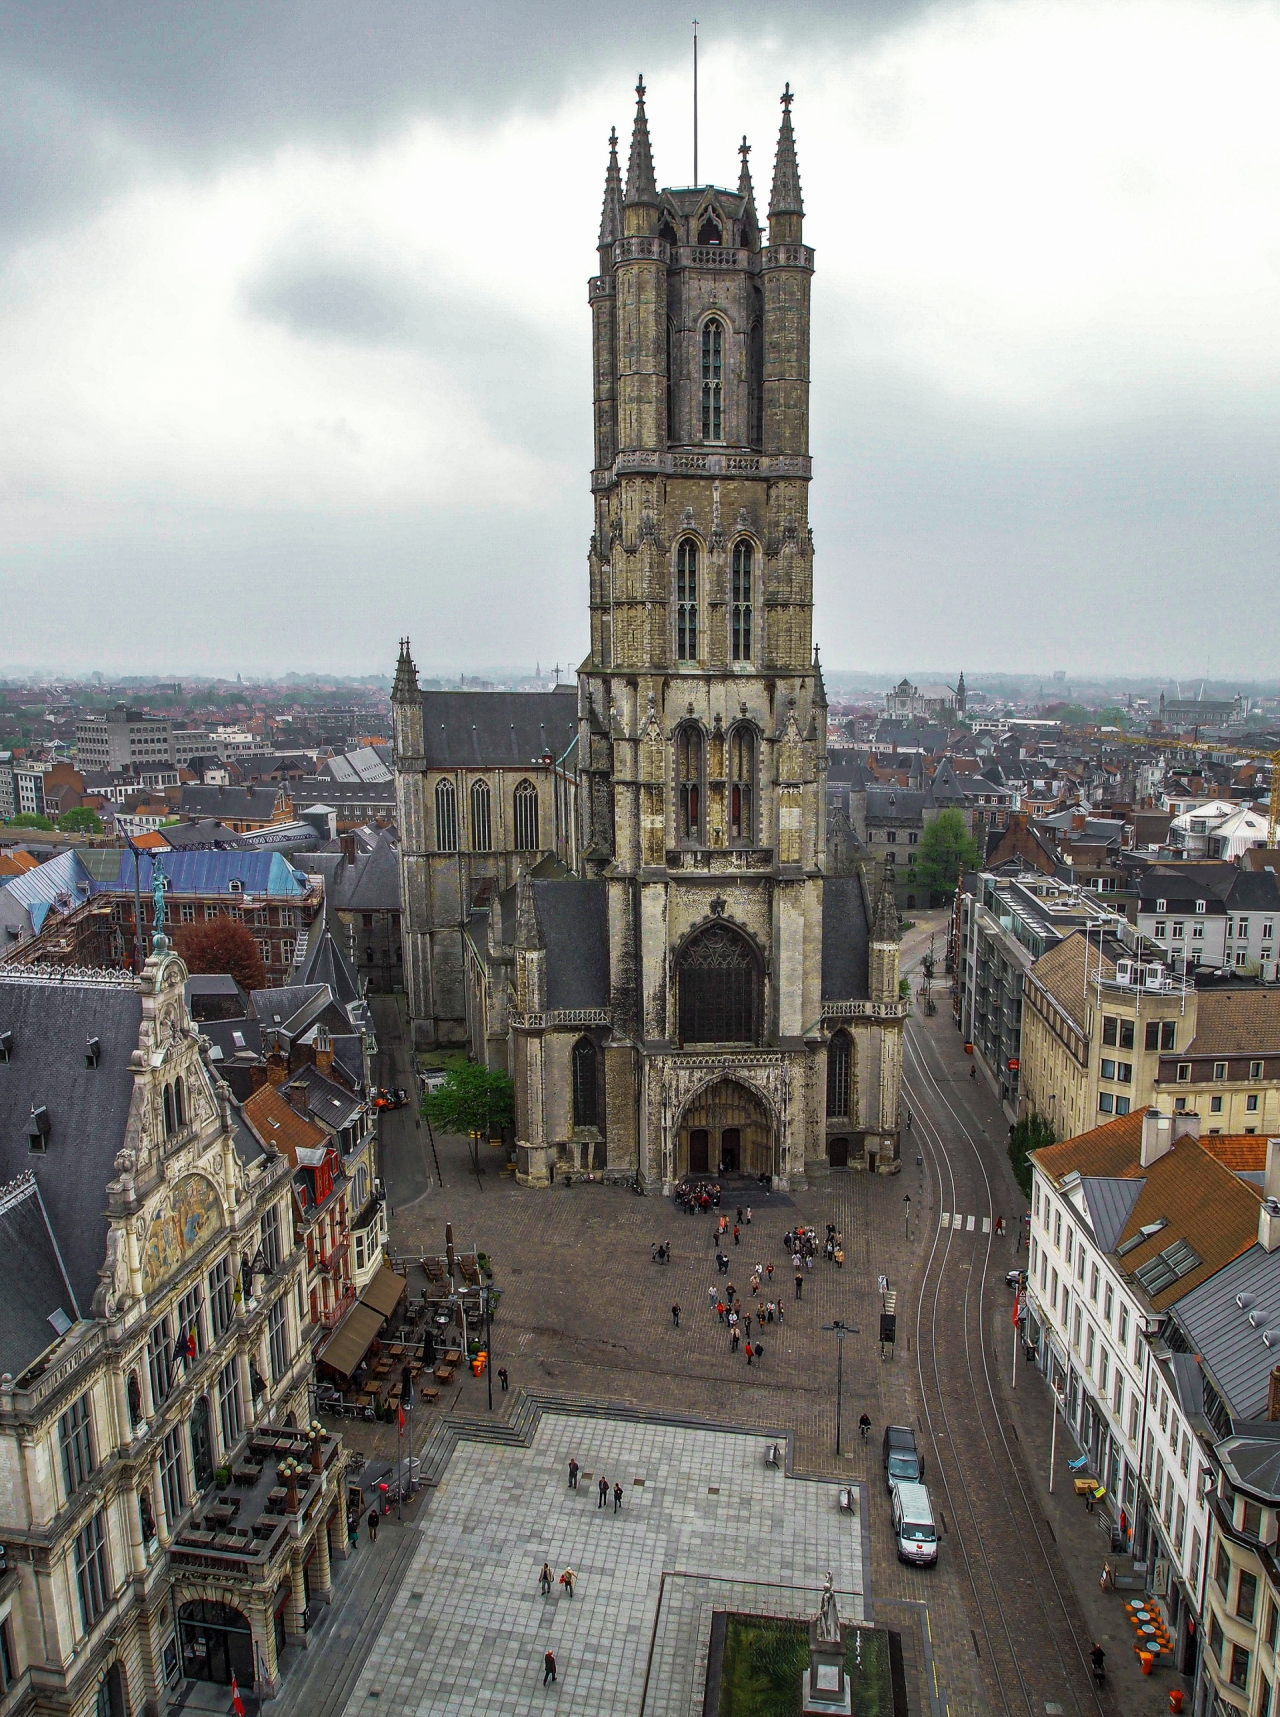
[873,873,901,944]
[769,82,804,220]
[392,637,419,704]
[624,75,658,206]
[598,126,623,249]
[737,134,756,208]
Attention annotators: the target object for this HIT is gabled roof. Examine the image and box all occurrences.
[1176,1246,1280,1422]
[1,849,94,933]
[0,1171,77,1377]
[179,783,288,821]
[333,831,401,913]
[495,877,609,1010]
[418,690,577,769]
[285,1062,365,1132]
[1079,1176,1143,1253]
[97,848,309,899]
[243,1082,329,1162]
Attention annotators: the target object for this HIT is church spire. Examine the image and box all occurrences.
[873,873,901,944]
[624,76,658,207]
[737,134,756,210]
[392,636,419,704]
[769,83,804,223]
[598,127,623,251]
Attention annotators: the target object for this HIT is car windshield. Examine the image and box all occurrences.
[907,1524,936,1542]
[888,1454,918,1475]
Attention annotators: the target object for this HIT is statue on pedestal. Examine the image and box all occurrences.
[817,1571,841,1643]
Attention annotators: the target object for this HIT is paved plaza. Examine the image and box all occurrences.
[341,1410,866,1717]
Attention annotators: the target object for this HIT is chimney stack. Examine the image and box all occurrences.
[265,1045,289,1087]
[1261,1198,1280,1254]
[1072,811,1087,834]
[285,1080,309,1116]
[1269,1364,1280,1421]
[1265,1140,1280,1205]
[1172,1112,1202,1144]
[314,1025,334,1077]
[1140,1108,1174,1168]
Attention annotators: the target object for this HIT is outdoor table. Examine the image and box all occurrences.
[444,1348,463,1363]
[388,1384,401,1401]
[267,1487,288,1512]
[183,1529,215,1546]
[253,1517,277,1537]
[419,1386,440,1402]
[389,1344,406,1356]
[434,1365,454,1382]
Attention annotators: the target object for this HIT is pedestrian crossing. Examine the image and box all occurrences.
[939,1213,991,1233]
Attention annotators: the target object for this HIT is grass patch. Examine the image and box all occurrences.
[716,1615,893,1717]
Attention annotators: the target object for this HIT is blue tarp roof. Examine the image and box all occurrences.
[97,849,310,899]
[0,850,94,933]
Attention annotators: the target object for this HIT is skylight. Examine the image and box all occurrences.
[1134,1238,1202,1297]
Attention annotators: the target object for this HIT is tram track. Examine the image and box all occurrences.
[903,1006,1112,1717]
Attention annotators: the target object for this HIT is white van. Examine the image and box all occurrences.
[891,1480,938,1566]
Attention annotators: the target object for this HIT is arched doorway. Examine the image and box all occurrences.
[678,1079,773,1178]
[180,1600,253,1687]
[828,1137,849,1168]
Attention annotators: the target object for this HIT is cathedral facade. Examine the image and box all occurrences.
[393,81,905,1190]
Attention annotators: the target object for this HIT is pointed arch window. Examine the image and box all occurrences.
[677,923,761,1045]
[470,778,492,852]
[827,1029,853,1118]
[572,1037,599,1128]
[701,318,723,442]
[163,1083,175,1138]
[434,778,458,852]
[698,210,723,246]
[513,779,539,851]
[675,538,699,661]
[677,725,704,845]
[731,540,753,661]
[729,724,756,845]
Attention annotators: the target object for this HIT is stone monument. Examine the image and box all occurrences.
[802,1571,851,1715]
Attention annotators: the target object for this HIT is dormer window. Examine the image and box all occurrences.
[1195,899,1206,914]
[29,1105,50,1152]
[85,1038,101,1068]
[1155,898,1167,913]
[229,879,244,895]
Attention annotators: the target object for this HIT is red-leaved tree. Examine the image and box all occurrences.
[174,919,267,993]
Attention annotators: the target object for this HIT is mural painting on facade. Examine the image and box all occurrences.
[141,1173,221,1293]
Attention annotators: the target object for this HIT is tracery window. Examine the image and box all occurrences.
[677,923,760,1045]
[572,1037,598,1128]
[748,313,764,449]
[434,778,458,852]
[470,778,492,852]
[729,724,755,845]
[731,540,753,661]
[513,779,539,851]
[677,725,704,845]
[827,1029,852,1118]
[676,538,699,661]
[701,318,723,442]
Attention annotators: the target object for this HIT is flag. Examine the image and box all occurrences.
[185,1324,197,1360]
[1012,1289,1023,1328]
[230,1674,246,1717]
[398,1404,405,1434]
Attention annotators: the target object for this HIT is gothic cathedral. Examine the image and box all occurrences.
[393,81,905,1190]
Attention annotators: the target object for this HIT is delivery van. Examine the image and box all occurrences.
[891,1479,938,1566]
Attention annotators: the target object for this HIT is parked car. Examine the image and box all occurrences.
[373,1086,408,1110]
[883,1424,922,1490]
[890,1480,938,1566]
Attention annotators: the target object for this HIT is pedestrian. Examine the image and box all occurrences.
[834,1246,844,1268]
[970,1064,976,1081]
[795,1272,804,1300]
[568,1457,579,1490]
[805,1253,813,1272]
[348,1516,359,1552]
[766,1262,774,1283]
[613,1482,623,1512]
[749,1273,760,1296]
[560,1567,575,1598]
[731,1326,740,1352]
[499,1366,509,1392]
[671,1303,681,1328]
[736,1207,744,1224]
[544,1649,558,1685]
[367,1508,379,1544]
[733,1225,740,1247]
[598,1476,609,1508]
[716,1299,726,1322]
[708,1285,718,1312]
[540,1561,553,1594]
[745,1206,752,1224]
[745,1340,754,1366]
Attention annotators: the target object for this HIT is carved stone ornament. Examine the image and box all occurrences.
[709,895,727,917]
[817,1570,841,1644]
[681,507,695,528]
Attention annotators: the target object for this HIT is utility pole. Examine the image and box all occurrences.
[821,1321,859,1456]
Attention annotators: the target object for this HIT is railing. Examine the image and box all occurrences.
[318,1291,357,1330]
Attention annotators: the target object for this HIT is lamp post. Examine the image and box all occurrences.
[821,1321,859,1456]
[485,1285,493,1413]
[1048,1386,1066,1494]
[903,1193,911,1241]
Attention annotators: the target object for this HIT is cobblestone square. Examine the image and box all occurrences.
[343,1411,865,1716]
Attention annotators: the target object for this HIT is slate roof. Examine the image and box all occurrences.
[1175,1245,1280,1421]
[865,788,930,826]
[1080,1176,1143,1252]
[333,832,401,913]
[249,984,336,1041]
[1219,1425,1280,1501]
[293,778,394,809]
[97,847,310,899]
[1139,863,1280,912]
[294,908,366,1018]
[1184,991,1280,1058]
[201,1018,264,1067]
[419,690,577,769]
[179,784,289,822]
[0,974,143,1341]
[821,874,872,1003]
[285,1062,365,1132]
[160,818,247,849]
[0,1172,77,1377]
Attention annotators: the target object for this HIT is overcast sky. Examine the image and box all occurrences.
[1,0,1277,680]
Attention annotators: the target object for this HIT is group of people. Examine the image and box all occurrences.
[708,1279,775,1365]
[565,1456,623,1511]
[674,1179,723,1212]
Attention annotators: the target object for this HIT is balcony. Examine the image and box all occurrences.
[317,1288,357,1331]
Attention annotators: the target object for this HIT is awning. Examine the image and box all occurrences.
[318,1303,383,1378]
[360,1263,407,1320]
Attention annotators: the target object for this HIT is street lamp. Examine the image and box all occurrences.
[821,1320,860,1456]
[903,1193,911,1240]
[1048,1385,1067,1494]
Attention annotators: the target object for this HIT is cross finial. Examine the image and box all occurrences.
[781,82,793,110]
[609,126,618,151]
[636,73,646,100]
[739,134,751,163]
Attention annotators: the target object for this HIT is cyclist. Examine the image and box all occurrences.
[858,1413,871,1443]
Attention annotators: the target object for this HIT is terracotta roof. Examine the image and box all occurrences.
[1034,1109,1145,1183]
[0,851,40,876]
[1184,989,1280,1058]
[242,1082,329,1163]
[1203,1137,1269,1172]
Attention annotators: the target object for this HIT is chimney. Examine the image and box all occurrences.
[1269,1364,1280,1421]
[1072,811,1087,833]
[1140,1108,1174,1167]
[340,832,357,864]
[1266,1140,1280,1205]
[1261,1200,1280,1255]
[1172,1112,1201,1143]
[285,1080,309,1116]
[265,1046,289,1087]
[315,1026,334,1077]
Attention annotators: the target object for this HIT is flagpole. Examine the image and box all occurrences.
[397,1404,403,1522]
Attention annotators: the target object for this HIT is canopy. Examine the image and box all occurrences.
[360,1262,407,1319]
[318,1303,383,1378]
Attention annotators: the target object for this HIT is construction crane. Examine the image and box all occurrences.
[1065,728,1280,846]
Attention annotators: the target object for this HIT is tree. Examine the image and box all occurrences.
[5,812,53,830]
[57,807,103,834]
[916,808,979,902]
[174,918,267,992]
[421,1058,515,1141]
[1007,1111,1056,1198]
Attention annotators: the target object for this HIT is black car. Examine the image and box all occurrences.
[883,1424,922,1489]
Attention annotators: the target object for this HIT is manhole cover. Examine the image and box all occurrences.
[633,1478,646,1486]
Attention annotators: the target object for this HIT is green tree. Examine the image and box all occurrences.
[916,809,979,902]
[1007,1111,1056,1198]
[5,812,54,831]
[421,1058,515,1141]
[57,807,103,834]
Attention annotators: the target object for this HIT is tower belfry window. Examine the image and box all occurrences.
[701,319,723,442]
[731,541,753,661]
[677,725,704,845]
[676,539,699,661]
